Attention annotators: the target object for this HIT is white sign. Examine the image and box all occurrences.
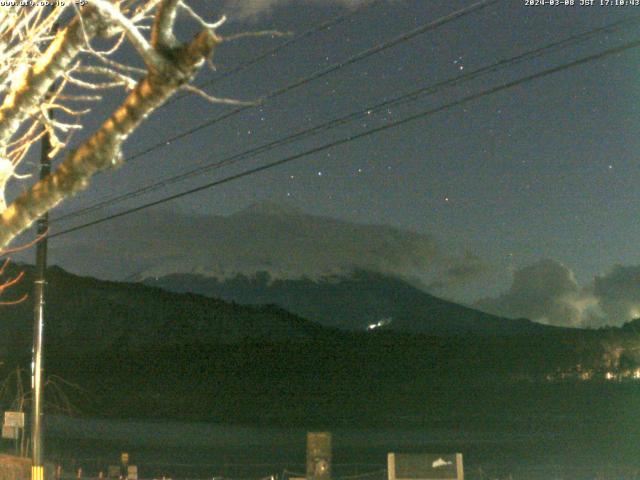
[3,411,24,428]
[127,466,138,480]
[2,425,17,439]
[387,453,464,480]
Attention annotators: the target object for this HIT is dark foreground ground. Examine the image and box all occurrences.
[4,345,640,479]
[27,380,640,480]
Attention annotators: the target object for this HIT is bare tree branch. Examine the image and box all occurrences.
[151,0,181,49]
[0,8,103,149]
[180,84,258,106]
[0,27,220,248]
[91,0,166,71]
[0,1,274,251]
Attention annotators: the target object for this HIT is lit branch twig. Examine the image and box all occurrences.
[180,84,259,106]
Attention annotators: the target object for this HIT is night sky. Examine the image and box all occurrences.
[10,0,640,327]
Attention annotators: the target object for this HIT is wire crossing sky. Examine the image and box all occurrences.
[50,14,640,225]
[119,0,501,167]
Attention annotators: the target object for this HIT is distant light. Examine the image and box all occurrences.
[367,317,393,331]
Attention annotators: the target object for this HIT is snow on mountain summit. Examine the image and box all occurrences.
[48,204,476,288]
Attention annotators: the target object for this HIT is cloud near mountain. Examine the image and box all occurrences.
[47,204,483,289]
[592,265,640,325]
[47,204,639,328]
[476,259,640,328]
[475,260,593,327]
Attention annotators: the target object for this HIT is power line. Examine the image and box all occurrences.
[48,37,640,239]
[162,0,384,109]
[51,14,640,224]
[122,0,501,164]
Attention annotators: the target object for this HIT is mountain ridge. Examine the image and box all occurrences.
[0,264,330,357]
[1,264,638,427]
[143,269,567,335]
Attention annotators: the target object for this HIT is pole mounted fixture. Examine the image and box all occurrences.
[31,81,53,480]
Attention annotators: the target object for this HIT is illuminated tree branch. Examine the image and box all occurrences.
[0,231,48,304]
[0,0,255,249]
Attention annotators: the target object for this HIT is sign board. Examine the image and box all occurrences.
[107,466,120,478]
[2,425,17,439]
[127,466,138,480]
[4,411,24,428]
[307,432,331,480]
[388,453,464,480]
[121,453,129,465]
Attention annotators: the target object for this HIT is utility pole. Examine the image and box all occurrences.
[32,108,52,480]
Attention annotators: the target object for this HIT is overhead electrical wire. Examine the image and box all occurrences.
[162,0,385,109]
[52,0,501,223]
[51,14,640,224]
[48,37,640,239]
[121,0,502,164]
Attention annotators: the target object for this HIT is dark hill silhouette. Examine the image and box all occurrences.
[144,270,562,335]
[0,265,327,358]
[0,265,634,427]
